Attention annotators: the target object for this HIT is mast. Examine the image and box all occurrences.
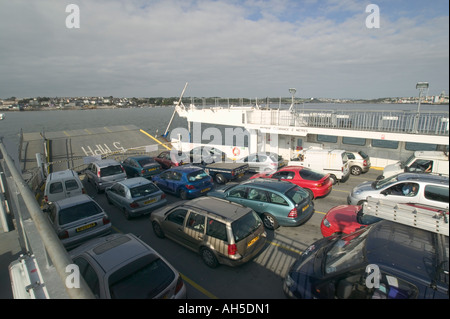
[163,82,188,138]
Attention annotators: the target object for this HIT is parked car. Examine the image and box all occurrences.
[150,197,267,268]
[44,169,85,203]
[121,156,161,178]
[154,150,189,169]
[189,146,228,165]
[152,166,214,200]
[347,172,449,209]
[240,152,285,173]
[84,159,127,193]
[284,220,449,299]
[208,178,314,229]
[345,151,371,175]
[320,202,447,237]
[69,233,187,299]
[43,194,111,249]
[249,165,333,199]
[105,177,167,219]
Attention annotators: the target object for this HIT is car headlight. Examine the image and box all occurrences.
[284,273,296,289]
[323,218,331,228]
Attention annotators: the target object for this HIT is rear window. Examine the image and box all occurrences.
[109,256,175,299]
[49,182,63,194]
[231,211,262,242]
[100,165,123,177]
[58,201,103,225]
[424,185,449,203]
[138,158,156,166]
[130,183,159,198]
[299,169,325,181]
[65,179,80,191]
[285,186,309,204]
[187,170,209,182]
[358,151,369,159]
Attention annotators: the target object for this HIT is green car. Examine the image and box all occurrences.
[208,178,314,229]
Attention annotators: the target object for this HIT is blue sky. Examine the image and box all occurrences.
[0,0,448,99]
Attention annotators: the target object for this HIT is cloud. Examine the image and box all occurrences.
[0,0,448,99]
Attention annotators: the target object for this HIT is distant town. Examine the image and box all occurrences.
[1,92,448,111]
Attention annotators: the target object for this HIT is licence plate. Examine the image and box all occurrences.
[302,204,309,212]
[76,222,96,232]
[148,168,157,172]
[247,236,259,247]
[201,187,211,193]
[237,173,244,178]
[144,198,157,205]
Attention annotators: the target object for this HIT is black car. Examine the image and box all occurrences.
[283,220,449,299]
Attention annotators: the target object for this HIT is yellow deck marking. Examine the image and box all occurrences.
[139,129,171,150]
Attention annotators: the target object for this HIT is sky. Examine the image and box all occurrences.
[0,0,448,99]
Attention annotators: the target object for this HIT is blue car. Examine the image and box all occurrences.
[121,156,161,179]
[152,166,214,200]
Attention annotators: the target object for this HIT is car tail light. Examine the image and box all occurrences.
[103,217,111,225]
[288,208,298,218]
[161,193,166,199]
[185,185,195,190]
[44,195,48,202]
[121,166,125,173]
[316,182,323,187]
[141,169,145,175]
[97,170,101,178]
[228,244,237,255]
[174,275,184,295]
[363,160,368,166]
[58,230,69,239]
[130,202,139,208]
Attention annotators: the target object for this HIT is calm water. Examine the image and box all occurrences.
[1,103,448,147]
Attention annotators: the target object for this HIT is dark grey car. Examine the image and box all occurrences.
[85,159,127,193]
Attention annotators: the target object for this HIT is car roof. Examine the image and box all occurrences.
[126,155,152,160]
[94,159,121,167]
[47,169,77,180]
[396,172,449,184]
[119,177,152,187]
[53,194,95,208]
[167,165,204,173]
[240,178,296,192]
[184,197,252,221]
[365,221,443,284]
[71,233,156,273]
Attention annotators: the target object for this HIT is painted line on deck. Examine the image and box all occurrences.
[139,129,171,150]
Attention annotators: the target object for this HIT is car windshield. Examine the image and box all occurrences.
[109,257,175,299]
[100,165,123,177]
[356,207,383,225]
[138,158,156,167]
[231,211,262,242]
[373,174,399,189]
[285,186,308,204]
[187,170,209,182]
[324,227,370,274]
[130,184,159,198]
[59,201,103,225]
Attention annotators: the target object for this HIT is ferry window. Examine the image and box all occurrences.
[317,135,337,143]
[405,142,437,151]
[372,139,399,149]
[342,137,366,146]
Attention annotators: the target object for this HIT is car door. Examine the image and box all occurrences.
[161,208,189,245]
[381,182,420,204]
[241,187,269,213]
[225,186,248,206]
[183,211,206,250]
[85,163,96,183]
[155,171,172,193]
[108,183,126,207]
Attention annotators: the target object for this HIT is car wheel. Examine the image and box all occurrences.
[215,173,226,184]
[262,213,279,230]
[357,200,367,206]
[351,166,362,175]
[179,190,188,200]
[123,208,131,220]
[152,221,165,238]
[200,248,219,268]
[329,175,338,185]
[306,188,315,200]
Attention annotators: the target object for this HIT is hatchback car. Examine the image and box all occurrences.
[69,233,187,299]
[44,194,111,249]
[152,166,214,200]
[150,197,267,268]
[121,156,161,178]
[84,159,127,193]
[345,151,371,175]
[347,172,449,209]
[240,152,285,173]
[105,177,167,219]
[189,146,228,165]
[154,150,189,169]
[44,169,85,203]
[208,178,314,229]
[250,166,332,199]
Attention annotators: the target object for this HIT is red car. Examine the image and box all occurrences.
[154,151,189,169]
[250,166,332,199]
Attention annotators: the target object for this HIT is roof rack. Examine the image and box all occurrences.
[362,197,449,236]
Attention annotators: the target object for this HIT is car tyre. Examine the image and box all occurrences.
[152,221,165,238]
[123,208,131,220]
[262,213,279,230]
[179,190,188,200]
[329,175,338,185]
[215,173,226,184]
[306,188,315,200]
[200,247,219,268]
[350,166,362,175]
[357,200,367,206]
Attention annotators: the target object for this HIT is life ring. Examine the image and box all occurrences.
[232,147,240,157]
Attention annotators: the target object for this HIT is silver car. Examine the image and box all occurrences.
[69,233,187,299]
[85,159,127,193]
[44,194,112,249]
[347,172,449,209]
[345,151,371,175]
[105,177,167,219]
[241,152,285,173]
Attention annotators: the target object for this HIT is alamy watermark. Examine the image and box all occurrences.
[365,4,380,29]
[365,264,381,288]
[65,4,80,29]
